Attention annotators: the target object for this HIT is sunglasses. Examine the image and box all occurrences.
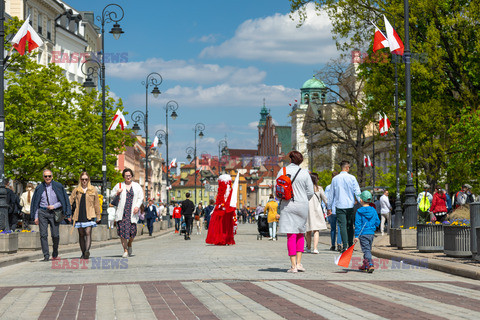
[44,175,52,178]
[81,178,89,181]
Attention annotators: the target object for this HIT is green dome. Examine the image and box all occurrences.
[302,77,326,89]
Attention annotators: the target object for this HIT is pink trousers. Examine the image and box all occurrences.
[287,233,304,256]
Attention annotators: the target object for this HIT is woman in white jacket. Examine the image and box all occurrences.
[277,151,314,273]
[305,172,328,254]
[111,168,144,258]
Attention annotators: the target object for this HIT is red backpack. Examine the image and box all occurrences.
[275,167,301,201]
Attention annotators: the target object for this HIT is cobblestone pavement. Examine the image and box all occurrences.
[0,223,478,319]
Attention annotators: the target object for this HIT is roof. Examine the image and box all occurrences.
[302,76,326,90]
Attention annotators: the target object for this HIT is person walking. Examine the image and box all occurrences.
[379,189,392,236]
[277,151,314,273]
[145,199,158,236]
[195,202,203,235]
[325,172,342,251]
[70,172,101,259]
[417,184,433,222]
[354,191,380,273]
[31,169,71,261]
[111,168,144,258]
[430,185,448,222]
[20,183,34,230]
[326,160,361,252]
[204,199,215,230]
[305,173,328,254]
[181,193,195,240]
[173,202,182,233]
[265,194,279,241]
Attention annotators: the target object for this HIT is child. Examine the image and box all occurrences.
[354,190,380,273]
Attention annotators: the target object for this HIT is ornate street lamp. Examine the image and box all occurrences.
[79,3,124,224]
[0,1,7,229]
[193,123,205,204]
[218,139,228,175]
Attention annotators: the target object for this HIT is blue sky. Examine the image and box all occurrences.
[69,0,338,163]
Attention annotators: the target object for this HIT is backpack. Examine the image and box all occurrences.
[454,191,466,208]
[419,192,431,212]
[275,167,301,201]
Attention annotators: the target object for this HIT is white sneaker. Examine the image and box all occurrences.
[128,246,133,257]
[273,238,276,241]
[381,232,385,236]
[122,251,128,258]
[312,249,319,254]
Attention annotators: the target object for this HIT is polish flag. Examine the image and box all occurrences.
[168,158,177,170]
[334,244,355,268]
[150,136,158,149]
[107,109,126,131]
[384,15,404,55]
[11,16,44,55]
[364,155,373,167]
[373,25,389,53]
[379,113,391,136]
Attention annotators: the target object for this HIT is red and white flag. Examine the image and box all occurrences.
[168,158,177,170]
[383,15,404,55]
[150,136,158,149]
[372,25,389,53]
[379,113,391,136]
[334,244,355,268]
[364,155,373,167]
[107,109,126,131]
[11,15,44,55]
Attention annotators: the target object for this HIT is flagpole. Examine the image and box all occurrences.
[372,122,375,196]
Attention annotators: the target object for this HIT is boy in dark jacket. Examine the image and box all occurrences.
[354,191,380,273]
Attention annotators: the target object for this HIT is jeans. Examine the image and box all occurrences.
[38,208,60,258]
[174,218,180,231]
[359,234,375,265]
[184,216,193,237]
[336,208,354,249]
[327,214,342,246]
[268,221,277,238]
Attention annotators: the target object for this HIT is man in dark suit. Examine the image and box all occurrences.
[144,199,157,236]
[181,193,195,240]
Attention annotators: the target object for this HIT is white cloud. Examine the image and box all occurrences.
[200,4,337,64]
[248,121,258,129]
[190,34,219,43]
[130,83,298,109]
[107,58,266,85]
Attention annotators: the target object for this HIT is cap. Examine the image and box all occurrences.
[464,184,472,189]
[424,184,430,189]
[360,190,373,203]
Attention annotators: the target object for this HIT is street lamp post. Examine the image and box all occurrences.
[218,139,228,175]
[193,123,205,204]
[0,1,7,230]
[403,0,416,228]
[82,4,124,224]
[186,147,195,200]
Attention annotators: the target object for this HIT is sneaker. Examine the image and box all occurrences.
[330,246,336,251]
[122,251,128,258]
[296,264,306,272]
[312,249,319,254]
[305,248,311,253]
[359,259,369,271]
[381,232,385,236]
[367,265,375,273]
[273,238,276,241]
[128,246,132,257]
[337,245,343,252]
[268,237,273,240]
[287,267,298,273]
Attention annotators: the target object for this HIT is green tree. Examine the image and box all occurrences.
[4,19,133,187]
[289,0,480,192]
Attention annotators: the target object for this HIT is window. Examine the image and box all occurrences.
[199,191,202,198]
[27,8,32,25]
[37,50,43,63]
[239,194,243,201]
[47,20,51,40]
[180,181,184,186]
[177,191,181,198]
[37,13,43,34]
[239,186,242,191]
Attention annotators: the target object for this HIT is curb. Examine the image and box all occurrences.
[371,247,480,280]
[0,227,174,269]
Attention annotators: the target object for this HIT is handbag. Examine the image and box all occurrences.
[110,183,122,207]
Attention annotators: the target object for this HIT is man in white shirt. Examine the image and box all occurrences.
[379,190,392,236]
[327,160,361,252]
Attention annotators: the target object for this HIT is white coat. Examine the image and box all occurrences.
[277,163,314,234]
[111,181,144,223]
[306,186,328,232]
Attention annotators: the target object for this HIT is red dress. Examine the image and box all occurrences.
[206,177,236,245]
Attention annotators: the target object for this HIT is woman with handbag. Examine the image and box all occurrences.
[305,172,328,254]
[195,203,203,235]
[70,172,101,259]
[111,168,144,258]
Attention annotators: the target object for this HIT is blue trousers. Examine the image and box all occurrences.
[359,234,375,265]
[327,214,342,246]
[146,218,155,235]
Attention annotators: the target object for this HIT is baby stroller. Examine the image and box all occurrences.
[256,214,269,240]
[180,217,187,235]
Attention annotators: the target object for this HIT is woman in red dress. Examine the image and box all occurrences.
[206,174,236,245]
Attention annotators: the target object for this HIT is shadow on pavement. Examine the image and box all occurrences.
[258,267,287,273]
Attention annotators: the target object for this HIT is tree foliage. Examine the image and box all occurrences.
[4,18,134,187]
[289,0,480,193]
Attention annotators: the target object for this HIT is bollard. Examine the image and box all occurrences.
[470,202,480,254]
